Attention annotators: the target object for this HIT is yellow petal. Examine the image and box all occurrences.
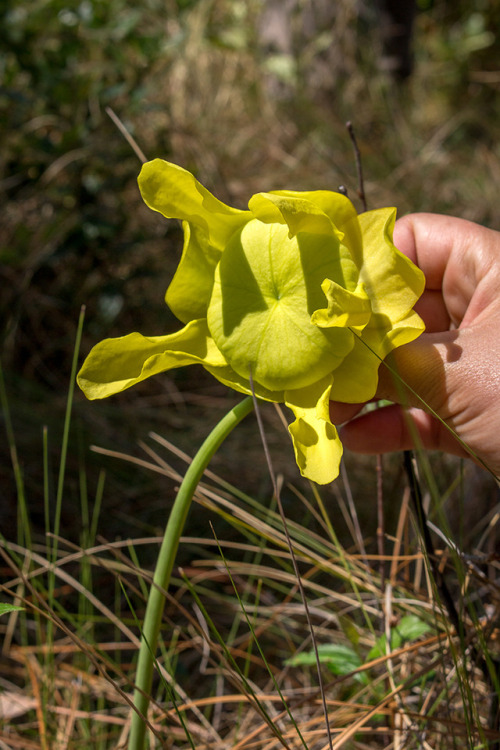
[285,376,343,484]
[311,279,372,330]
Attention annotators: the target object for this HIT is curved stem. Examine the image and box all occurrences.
[128,396,254,750]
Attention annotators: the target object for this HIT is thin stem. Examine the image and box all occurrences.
[346,121,367,212]
[46,305,85,653]
[105,107,147,163]
[403,450,460,634]
[0,360,30,547]
[403,450,500,740]
[53,305,86,548]
[376,454,386,589]
[128,396,254,750]
[248,371,334,750]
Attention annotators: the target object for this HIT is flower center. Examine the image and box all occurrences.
[207,220,355,391]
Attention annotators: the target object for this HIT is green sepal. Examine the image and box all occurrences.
[138,159,250,250]
[77,319,227,399]
[358,208,425,317]
[166,221,222,324]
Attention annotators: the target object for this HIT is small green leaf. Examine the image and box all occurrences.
[320,645,363,677]
[286,643,361,672]
[0,602,23,616]
[286,643,370,685]
[396,614,431,641]
[367,615,431,660]
[368,630,402,661]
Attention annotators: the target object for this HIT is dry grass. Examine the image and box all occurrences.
[1,426,499,748]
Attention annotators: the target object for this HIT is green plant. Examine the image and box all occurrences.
[2,2,500,747]
[77,158,425,484]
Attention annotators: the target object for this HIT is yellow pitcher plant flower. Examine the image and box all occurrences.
[77,159,425,484]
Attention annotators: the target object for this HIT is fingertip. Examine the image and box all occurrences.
[340,403,471,463]
[329,401,364,425]
[339,404,423,455]
[393,214,418,263]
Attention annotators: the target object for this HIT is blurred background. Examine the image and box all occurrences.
[1,0,499,545]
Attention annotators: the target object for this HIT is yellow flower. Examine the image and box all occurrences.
[77,159,425,484]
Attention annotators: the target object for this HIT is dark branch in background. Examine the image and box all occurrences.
[346,121,387,589]
[346,122,456,635]
[376,0,416,81]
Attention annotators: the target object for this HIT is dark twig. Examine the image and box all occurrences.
[346,121,367,212]
[105,106,147,163]
[376,455,386,590]
[403,451,460,633]
[347,122,385,590]
[403,450,500,744]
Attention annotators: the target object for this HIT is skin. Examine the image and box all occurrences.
[329,213,500,479]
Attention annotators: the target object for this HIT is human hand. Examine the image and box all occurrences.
[329,213,500,478]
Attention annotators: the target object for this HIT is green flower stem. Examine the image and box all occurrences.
[128,395,254,750]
